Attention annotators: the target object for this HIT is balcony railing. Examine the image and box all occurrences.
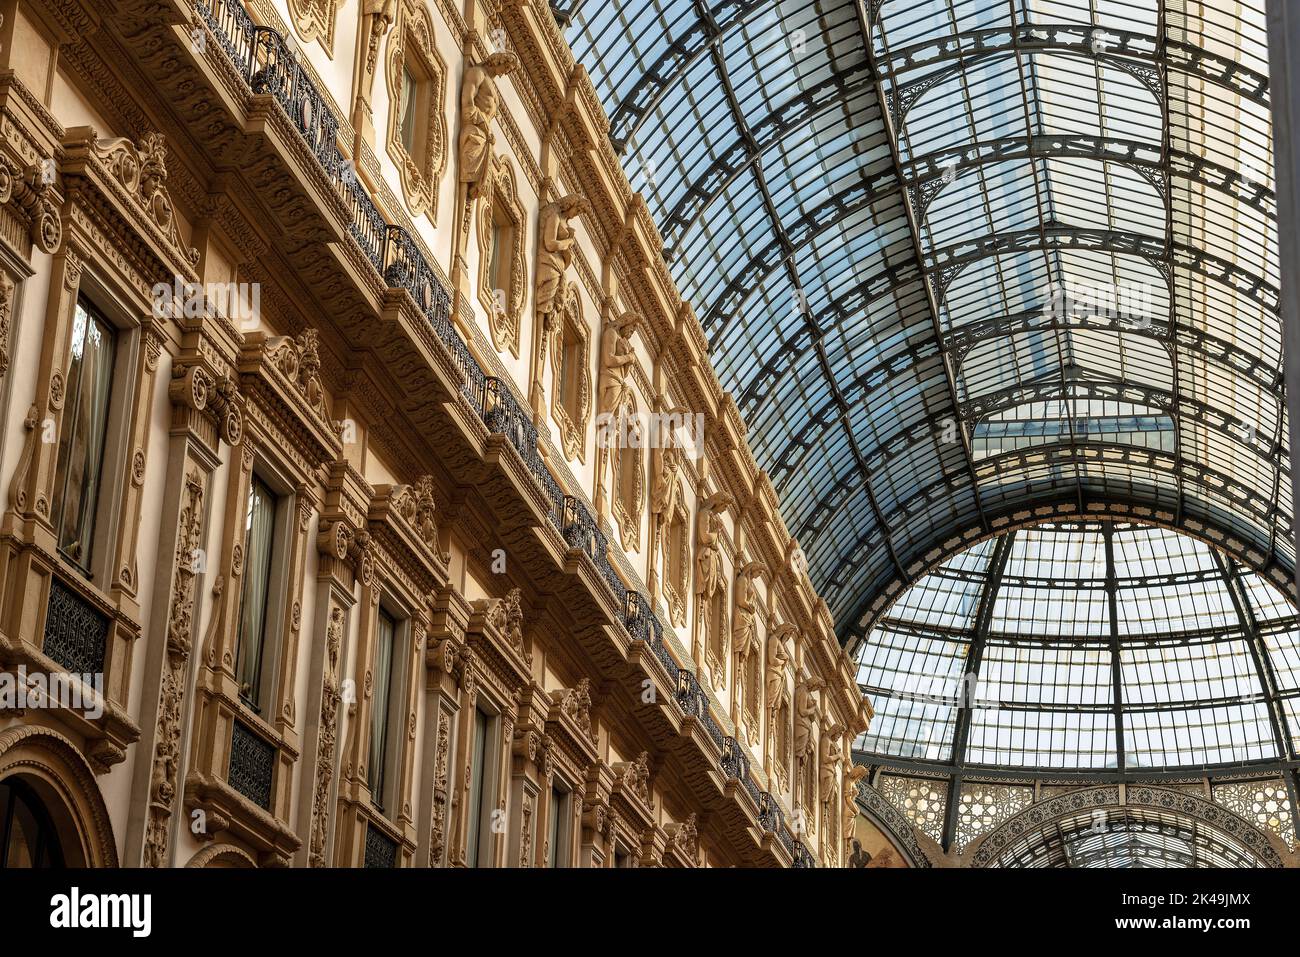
[42,578,109,677]
[228,720,275,810]
[194,0,806,864]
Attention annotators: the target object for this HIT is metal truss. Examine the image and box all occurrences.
[878,22,1269,126]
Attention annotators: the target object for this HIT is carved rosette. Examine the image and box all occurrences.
[144,469,205,867]
[170,363,244,446]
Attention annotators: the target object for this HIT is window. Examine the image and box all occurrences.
[0,779,64,868]
[549,290,590,461]
[399,63,423,157]
[475,159,526,353]
[558,320,581,418]
[466,707,496,867]
[547,785,570,867]
[235,476,279,712]
[384,1,447,218]
[369,609,399,811]
[51,298,116,574]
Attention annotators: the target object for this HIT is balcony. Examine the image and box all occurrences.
[188,0,808,867]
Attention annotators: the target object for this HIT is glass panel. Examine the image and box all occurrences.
[369,610,396,810]
[52,299,116,573]
[400,64,419,155]
[235,477,277,710]
[466,708,489,866]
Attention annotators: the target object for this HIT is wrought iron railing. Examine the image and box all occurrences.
[364,824,398,868]
[792,840,816,868]
[228,720,275,810]
[194,0,802,862]
[42,578,109,677]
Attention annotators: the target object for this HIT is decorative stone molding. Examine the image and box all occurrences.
[288,0,337,54]
[533,194,588,326]
[475,157,527,354]
[143,469,205,868]
[612,751,652,811]
[308,604,346,866]
[0,270,13,379]
[90,131,197,267]
[386,0,448,218]
[169,363,244,448]
[480,586,530,666]
[549,282,590,461]
[550,677,593,741]
[261,329,329,423]
[388,475,447,561]
[0,725,119,867]
[664,812,699,867]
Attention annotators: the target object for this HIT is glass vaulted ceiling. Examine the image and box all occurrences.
[855,522,1300,772]
[564,0,1289,641]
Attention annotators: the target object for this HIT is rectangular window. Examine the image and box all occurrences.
[235,476,278,712]
[400,63,421,156]
[369,609,398,811]
[547,785,570,867]
[488,216,505,306]
[466,708,494,867]
[52,298,116,574]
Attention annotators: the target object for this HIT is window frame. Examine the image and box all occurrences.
[233,468,293,716]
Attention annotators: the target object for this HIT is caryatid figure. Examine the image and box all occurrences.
[765,626,791,706]
[694,491,732,601]
[458,51,519,197]
[534,194,589,323]
[598,311,638,415]
[794,676,824,760]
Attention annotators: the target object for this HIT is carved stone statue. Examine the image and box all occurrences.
[650,408,689,521]
[394,475,440,552]
[766,625,791,706]
[485,586,526,658]
[533,194,588,323]
[694,491,731,600]
[794,677,823,760]
[731,561,765,663]
[458,51,519,197]
[843,763,868,848]
[598,311,637,415]
[819,721,843,797]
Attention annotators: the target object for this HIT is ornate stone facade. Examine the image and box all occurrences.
[0,0,871,874]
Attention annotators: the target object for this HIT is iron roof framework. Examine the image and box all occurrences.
[854,520,1300,850]
[563,0,1290,642]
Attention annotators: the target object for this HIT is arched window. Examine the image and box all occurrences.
[0,778,65,868]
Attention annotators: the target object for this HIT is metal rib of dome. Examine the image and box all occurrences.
[563,0,1289,642]
[854,522,1300,773]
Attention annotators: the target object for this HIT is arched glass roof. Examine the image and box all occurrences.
[562,0,1290,641]
[991,805,1268,867]
[854,522,1300,772]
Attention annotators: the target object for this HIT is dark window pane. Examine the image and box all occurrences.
[235,477,277,710]
[370,610,396,809]
[52,299,116,573]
